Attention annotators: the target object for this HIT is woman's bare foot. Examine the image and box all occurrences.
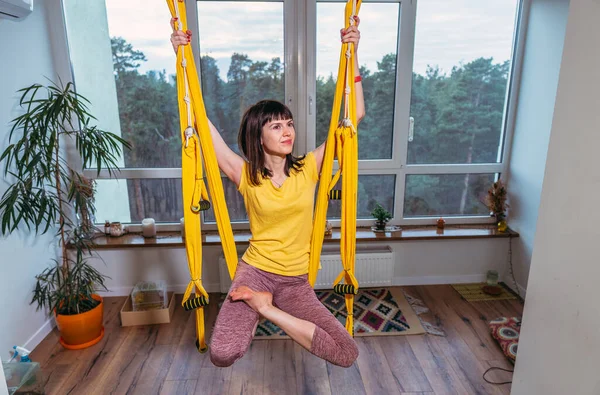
[230,286,317,352]
[229,286,273,315]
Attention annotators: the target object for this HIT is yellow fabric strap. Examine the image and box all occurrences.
[309,0,361,335]
[167,0,239,353]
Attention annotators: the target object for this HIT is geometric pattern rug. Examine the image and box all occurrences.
[451,283,518,302]
[253,287,425,339]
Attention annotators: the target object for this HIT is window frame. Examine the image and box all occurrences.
[307,0,413,228]
[80,0,526,231]
[398,0,526,226]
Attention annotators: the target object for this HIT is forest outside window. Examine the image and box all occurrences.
[65,0,523,228]
[315,1,402,221]
[402,0,521,221]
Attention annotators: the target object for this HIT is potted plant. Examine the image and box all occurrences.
[484,179,509,232]
[0,81,129,349]
[370,203,393,232]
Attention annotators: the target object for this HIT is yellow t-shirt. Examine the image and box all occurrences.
[238,152,319,276]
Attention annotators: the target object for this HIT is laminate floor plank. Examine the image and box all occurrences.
[160,380,197,395]
[354,337,402,395]
[226,341,266,395]
[293,343,331,395]
[379,336,433,393]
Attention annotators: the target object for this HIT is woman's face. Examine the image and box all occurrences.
[260,118,295,156]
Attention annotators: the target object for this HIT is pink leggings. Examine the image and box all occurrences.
[209,261,359,368]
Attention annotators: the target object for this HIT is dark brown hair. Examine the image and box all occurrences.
[238,100,305,186]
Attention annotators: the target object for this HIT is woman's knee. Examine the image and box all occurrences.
[337,339,359,367]
[209,341,245,367]
[312,326,359,367]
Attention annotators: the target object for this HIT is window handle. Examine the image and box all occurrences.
[309,95,313,115]
[408,116,414,142]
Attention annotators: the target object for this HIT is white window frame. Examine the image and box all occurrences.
[311,0,525,227]
[84,0,293,232]
[307,0,415,228]
[397,0,526,226]
[82,0,526,231]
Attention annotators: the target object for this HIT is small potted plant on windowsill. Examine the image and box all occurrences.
[484,179,509,232]
[0,81,129,349]
[371,203,393,232]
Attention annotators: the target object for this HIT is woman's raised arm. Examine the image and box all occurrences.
[313,16,365,172]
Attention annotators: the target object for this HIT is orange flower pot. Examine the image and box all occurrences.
[55,294,105,350]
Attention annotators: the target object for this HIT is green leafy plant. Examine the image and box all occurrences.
[484,179,509,223]
[371,203,392,230]
[0,81,130,315]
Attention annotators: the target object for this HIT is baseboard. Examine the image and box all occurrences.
[98,278,521,297]
[24,317,55,351]
[502,281,527,299]
[517,283,527,298]
[27,282,222,353]
[393,274,487,286]
[393,275,528,300]
[96,282,222,297]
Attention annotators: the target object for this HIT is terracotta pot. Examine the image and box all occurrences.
[55,294,104,350]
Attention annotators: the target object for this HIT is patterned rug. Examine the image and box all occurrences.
[253,287,425,339]
[489,317,521,363]
[451,283,518,302]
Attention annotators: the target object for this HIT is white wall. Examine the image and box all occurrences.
[505,0,569,294]
[0,359,6,395]
[91,238,511,296]
[512,1,600,393]
[0,0,60,365]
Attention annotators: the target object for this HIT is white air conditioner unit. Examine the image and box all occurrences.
[0,0,33,21]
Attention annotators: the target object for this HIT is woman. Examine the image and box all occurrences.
[171,17,365,368]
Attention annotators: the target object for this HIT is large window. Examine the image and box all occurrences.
[403,0,520,221]
[66,0,522,228]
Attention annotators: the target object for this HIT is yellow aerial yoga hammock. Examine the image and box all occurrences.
[168,0,361,352]
[309,0,362,335]
[167,0,239,353]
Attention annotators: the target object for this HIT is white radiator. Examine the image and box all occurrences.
[219,247,394,292]
[314,247,394,289]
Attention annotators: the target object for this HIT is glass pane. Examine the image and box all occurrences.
[316,3,400,160]
[404,174,496,217]
[408,1,519,164]
[202,178,248,223]
[104,0,182,168]
[94,179,182,223]
[197,1,285,154]
[94,178,247,224]
[324,175,395,220]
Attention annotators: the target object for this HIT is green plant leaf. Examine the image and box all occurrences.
[2,81,124,314]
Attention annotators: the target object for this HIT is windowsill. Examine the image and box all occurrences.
[87,224,518,250]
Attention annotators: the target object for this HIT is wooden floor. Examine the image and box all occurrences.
[30,285,523,395]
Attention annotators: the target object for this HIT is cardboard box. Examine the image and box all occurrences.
[120,291,175,326]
